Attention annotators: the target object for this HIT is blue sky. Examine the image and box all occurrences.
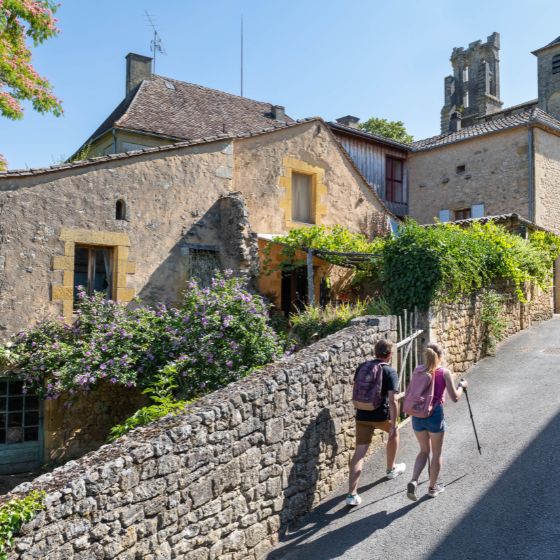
[2,0,560,169]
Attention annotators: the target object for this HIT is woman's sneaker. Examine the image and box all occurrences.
[427,483,445,498]
[407,480,418,501]
[345,493,362,506]
[386,463,406,480]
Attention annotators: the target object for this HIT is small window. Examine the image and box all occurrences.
[463,66,469,82]
[553,55,560,75]
[454,208,472,220]
[463,91,469,108]
[186,248,220,288]
[385,157,405,203]
[456,165,466,174]
[292,172,314,223]
[438,210,450,222]
[116,199,127,220]
[74,246,113,303]
[0,380,40,445]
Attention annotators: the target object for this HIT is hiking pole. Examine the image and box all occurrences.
[461,379,482,455]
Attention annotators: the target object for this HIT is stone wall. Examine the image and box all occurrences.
[421,283,553,374]
[4,316,396,560]
[408,127,530,224]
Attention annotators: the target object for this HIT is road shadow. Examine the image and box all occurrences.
[270,500,423,559]
[428,411,560,560]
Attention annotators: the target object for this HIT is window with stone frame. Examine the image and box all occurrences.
[454,208,472,221]
[73,246,114,303]
[385,157,405,203]
[291,172,314,223]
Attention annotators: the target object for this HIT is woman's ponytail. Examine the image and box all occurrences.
[424,342,444,373]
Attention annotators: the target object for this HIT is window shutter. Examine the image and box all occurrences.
[471,204,485,218]
[439,210,450,222]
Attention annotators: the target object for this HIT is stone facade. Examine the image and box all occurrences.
[421,283,552,374]
[408,128,530,224]
[4,317,395,560]
[534,128,560,234]
[534,38,560,121]
[0,142,235,335]
[234,121,387,235]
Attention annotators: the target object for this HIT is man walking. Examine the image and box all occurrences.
[346,338,405,506]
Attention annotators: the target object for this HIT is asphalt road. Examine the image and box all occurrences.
[269,316,560,560]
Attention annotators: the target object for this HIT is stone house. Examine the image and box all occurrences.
[0,77,390,472]
[403,33,560,313]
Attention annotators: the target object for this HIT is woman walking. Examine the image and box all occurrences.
[406,342,467,500]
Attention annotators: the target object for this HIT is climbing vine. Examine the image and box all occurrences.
[264,221,560,313]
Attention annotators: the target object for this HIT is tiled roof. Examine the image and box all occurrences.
[532,36,560,55]
[0,118,314,178]
[411,106,560,151]
[423,213,551,233]
[85,75,294,145]
[327,121,412,151]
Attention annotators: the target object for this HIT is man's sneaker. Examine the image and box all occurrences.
[427,483,445,498]
[386,463,406,480]
[406,480,418,501]
[345,493,362,506]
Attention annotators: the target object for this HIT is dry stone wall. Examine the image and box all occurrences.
[5,316,395,560]
[421,283,552,373]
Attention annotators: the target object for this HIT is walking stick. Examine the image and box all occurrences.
[461,381,482,455]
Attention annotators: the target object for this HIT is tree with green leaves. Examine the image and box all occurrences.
[0,0,63,170]
[359,116,413,144]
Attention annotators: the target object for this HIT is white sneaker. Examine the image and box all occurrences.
[427,483,445,498]
[386,463,406,480]
[345,493,362,506]
[407,480,418,501]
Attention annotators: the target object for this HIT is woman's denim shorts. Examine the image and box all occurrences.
[411,404,446,433]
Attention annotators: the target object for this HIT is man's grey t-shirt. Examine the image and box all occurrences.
[354,360,399,422]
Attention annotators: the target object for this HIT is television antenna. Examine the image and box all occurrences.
[145,11,166,73]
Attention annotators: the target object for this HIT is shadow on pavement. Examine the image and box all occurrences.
[269,500,423,559]
[429,411,560,560]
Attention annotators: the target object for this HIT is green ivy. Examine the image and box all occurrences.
[0,491,45,559]
[262,225,384,273]
[480,289,507,355]
[268,221,560,314]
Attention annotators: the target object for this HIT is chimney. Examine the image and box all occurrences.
[271,105,286,122]
[336,115,360,129]
[449,111,462,132]
[126,53,153,97]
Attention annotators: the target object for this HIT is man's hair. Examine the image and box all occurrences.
[374,339,393,358]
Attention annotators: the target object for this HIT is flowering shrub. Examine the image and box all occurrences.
[11,271,283,400]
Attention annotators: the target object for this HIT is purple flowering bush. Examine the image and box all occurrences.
[11,272,283,401]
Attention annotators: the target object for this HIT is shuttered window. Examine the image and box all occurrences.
[292,172,314,223]
[386,157,405,203]
[553,54,560,75]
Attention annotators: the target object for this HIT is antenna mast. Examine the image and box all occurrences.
[145,11,166,73]
[240,16,244,97]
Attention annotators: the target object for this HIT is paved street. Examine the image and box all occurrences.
[269,316,560,560]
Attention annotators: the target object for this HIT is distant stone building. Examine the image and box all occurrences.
[406,32,560,313]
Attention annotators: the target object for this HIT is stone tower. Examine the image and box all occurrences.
[440,32,503,133]
[533,36,560,121]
